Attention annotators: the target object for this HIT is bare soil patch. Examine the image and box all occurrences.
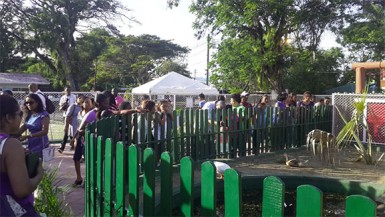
[228,146,385,184]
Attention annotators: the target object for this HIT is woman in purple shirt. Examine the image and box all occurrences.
[0,95,43,216]
[19,94,50,157]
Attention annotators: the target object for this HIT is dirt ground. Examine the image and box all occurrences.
[228,146,385,184]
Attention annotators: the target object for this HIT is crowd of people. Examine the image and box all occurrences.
[0,84,332,215]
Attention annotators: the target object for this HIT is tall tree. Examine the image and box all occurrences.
[337,1,385,62]
[3,0,133,90]
[169,0,355,92]
[92,34,190,90]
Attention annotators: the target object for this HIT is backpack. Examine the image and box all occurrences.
[38,93,55,114]
[60,99,69,111]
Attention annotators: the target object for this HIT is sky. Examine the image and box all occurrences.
[118,1,340,80]
[119,1,208,80]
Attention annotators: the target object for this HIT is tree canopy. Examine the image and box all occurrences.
[1,0,189,91]
[2,0,133,89]
[188,0,354,93]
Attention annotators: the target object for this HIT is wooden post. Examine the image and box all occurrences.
[355,67,365,94]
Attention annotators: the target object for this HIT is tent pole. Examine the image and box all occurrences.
[173,95,176,110]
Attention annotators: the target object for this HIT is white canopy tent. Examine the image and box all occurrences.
[132,72,218,95]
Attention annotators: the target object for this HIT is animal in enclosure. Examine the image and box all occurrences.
[212,161,231,179]
[283,153,308,167]
[306,129,335,163]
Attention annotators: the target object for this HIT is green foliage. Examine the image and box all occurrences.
[337,2,385,62]
[335,89,375,165]
[34,163,71,217]
[283,48,344,94]
[94,34,190,89]
[2,0,132,90]
[190,0,349,92]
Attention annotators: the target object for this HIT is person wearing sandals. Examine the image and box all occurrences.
[58,94,85,154]
[0,95,44,216]
[19,94,50,158]
[72,93,109,187]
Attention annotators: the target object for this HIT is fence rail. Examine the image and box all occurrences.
[88,106,332,164]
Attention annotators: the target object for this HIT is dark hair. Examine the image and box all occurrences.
[277,93,287,102]
[198,93,205,99]
[1,90,13,96]
[324,96,330,100]
[0,95,19,121]
[303,91,312,96]
[24,93,44,113]
[142,100,156,111]
[217,95,225,101]
[95,93,108,109]
[118,101,132,110]
[231,94,241,104]
[102,90,116,107]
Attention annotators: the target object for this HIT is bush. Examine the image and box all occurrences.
[34,163,72,217]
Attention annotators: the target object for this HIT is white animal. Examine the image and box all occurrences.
[212,161,231,179]
[306,129,335,162]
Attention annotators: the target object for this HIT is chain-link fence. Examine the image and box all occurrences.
[12,91,332,142]
[332,93,385,145]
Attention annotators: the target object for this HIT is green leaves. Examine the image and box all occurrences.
[189,0,350,92]
[335,88,375,165]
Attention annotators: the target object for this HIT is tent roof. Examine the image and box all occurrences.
[0,73,50,85]
[132,72,218,95]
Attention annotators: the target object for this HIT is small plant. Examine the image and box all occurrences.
[335,90,375,165]
[34,162,72,217]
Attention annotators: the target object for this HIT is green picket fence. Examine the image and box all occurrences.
[84,143,376,217]
[87,106,332,166]
[83,106,377,216]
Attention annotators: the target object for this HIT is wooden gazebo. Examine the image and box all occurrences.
[352,61,385,93]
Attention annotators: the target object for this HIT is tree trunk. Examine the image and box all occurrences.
[57,48,77,90]
[263,67,284,93]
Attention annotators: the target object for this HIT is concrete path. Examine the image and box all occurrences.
[46,143,85,217]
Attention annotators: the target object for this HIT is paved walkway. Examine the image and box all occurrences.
[47,143,84,216]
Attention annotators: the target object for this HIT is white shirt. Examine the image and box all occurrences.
[202,101,216,119]
[59,93,76,116]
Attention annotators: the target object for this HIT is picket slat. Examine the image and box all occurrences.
[346,195,377,217]
[296,185,323,217]
[104,138,113,217]
[262,176,285,217]
[143,148,155,217]
[96,135,104,216]
[201,161,216,217]
[180,157,194,217]
[160,152,173,216]
[224,169,242,217]
[115,142,125,216]
[128,145,139,217]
